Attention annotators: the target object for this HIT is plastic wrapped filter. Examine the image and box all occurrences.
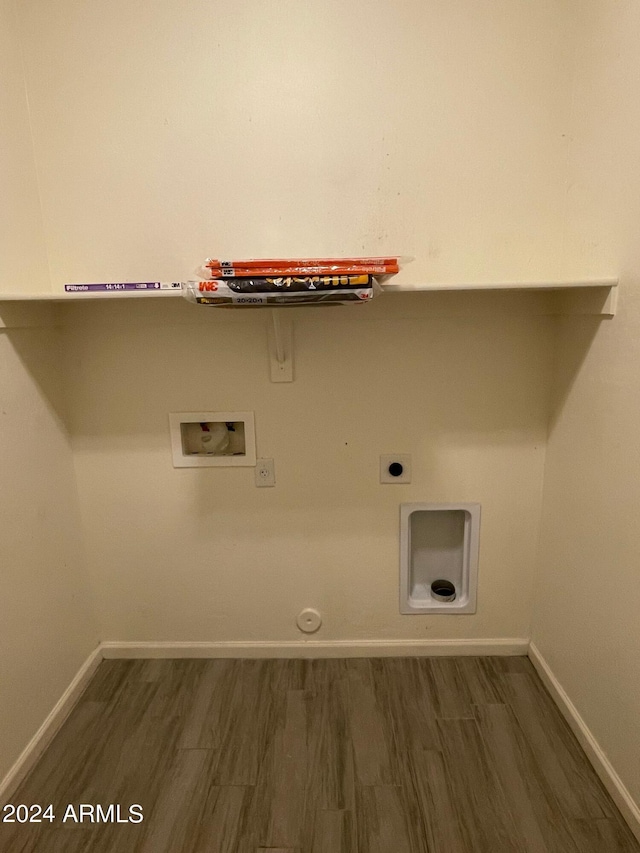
[183,275,376,307]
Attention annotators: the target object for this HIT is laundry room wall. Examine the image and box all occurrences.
[532,0,640,819]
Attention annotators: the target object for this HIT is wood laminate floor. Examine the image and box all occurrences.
[1,656,637,852]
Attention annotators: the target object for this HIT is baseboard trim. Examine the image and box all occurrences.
[0,645,103,802]
[100,638,529,659]
[528,642,640,843]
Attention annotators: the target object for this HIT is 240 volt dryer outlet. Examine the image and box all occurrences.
[380,454,412,484]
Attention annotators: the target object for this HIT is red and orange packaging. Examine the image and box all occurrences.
[185,256,404,306]
[204,256,401,278]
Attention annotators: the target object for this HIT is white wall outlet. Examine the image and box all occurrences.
[380,454,412,484]
[255,457,276,487]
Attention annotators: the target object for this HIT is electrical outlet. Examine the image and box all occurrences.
[255,457,276,487]
[380,454,412,483]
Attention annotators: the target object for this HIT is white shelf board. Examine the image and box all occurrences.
[0,279,618,330]
[0,278,618,301]
[380,278,618,293]
[0,289,183,302]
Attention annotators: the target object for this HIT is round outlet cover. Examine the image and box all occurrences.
[296,608,322,634]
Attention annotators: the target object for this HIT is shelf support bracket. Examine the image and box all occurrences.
[546,283,619,317]
[268,310,293,382]
[0,302,57,329]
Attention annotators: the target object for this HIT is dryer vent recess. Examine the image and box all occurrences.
[400,503,480,614]
[430,579,457,602]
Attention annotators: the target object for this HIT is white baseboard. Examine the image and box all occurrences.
[528,642,640,844]
[100,638,529,659]
[0,645,103,802]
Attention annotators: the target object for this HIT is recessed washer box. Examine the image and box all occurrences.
[169,412,256,468]
[400,503,480,614]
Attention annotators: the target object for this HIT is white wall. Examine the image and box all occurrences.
[9,0,569,650]
[63,292,551,643]
[0,0,49,293]
[0,321,98,782]
[0,0,97,785]
[0,0,570,785]
[533,0,640,812]
[16,0,572,289]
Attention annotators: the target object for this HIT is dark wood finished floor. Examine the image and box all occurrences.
[1,656,638,852]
